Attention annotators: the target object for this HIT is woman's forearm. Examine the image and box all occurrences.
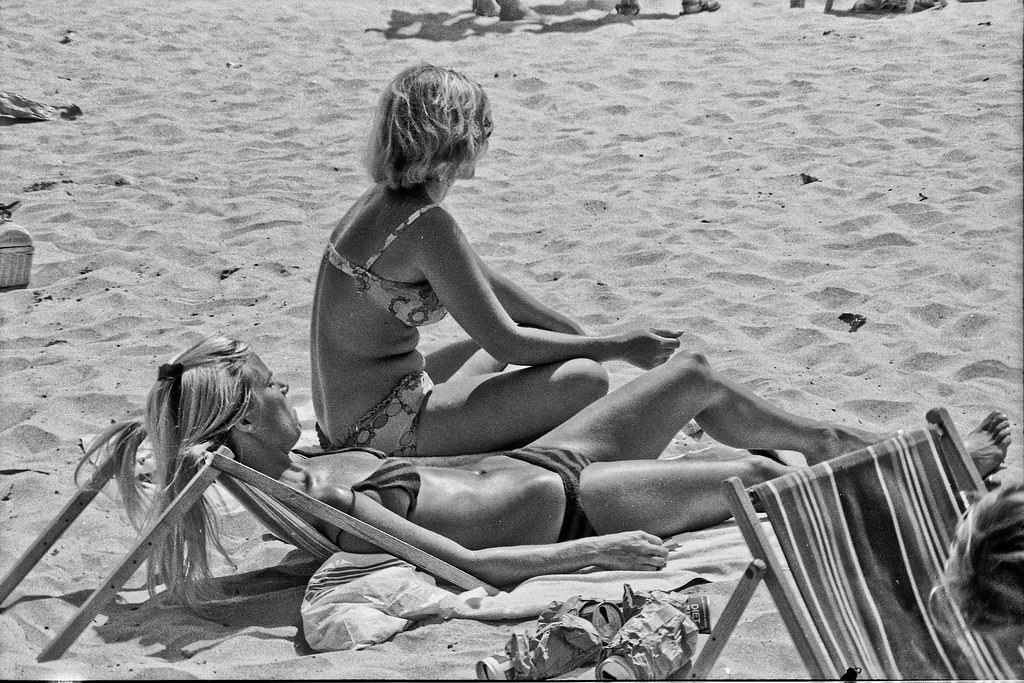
[482,326,622,367]
[467,531,669,586]
[467,539,603,585]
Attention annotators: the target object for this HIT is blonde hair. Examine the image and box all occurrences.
[364,64,490,189]
[77,335,260,612]
[934,482,1024,633]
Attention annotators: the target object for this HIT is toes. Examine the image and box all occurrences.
[977,411,1009,437]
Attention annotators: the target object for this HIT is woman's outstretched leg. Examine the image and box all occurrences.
[580,453,790,537]
[531,350,880,465]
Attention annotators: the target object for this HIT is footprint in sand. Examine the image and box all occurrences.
[897,352,953,373]
[909,302,957,327]
[954,359,1020,384]
[5,424,61,454]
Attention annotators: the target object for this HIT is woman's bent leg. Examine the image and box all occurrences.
[414,358,609,455]
[580,455,789,537]
[530,351,879,464]
[423,339,506,383]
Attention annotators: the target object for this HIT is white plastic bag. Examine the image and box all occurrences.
[301,553,463,651]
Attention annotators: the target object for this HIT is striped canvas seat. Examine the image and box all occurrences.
[689,408,1015,679]
[751,426,1010,678]
[217,465,342,562]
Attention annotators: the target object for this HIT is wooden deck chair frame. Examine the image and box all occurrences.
[0,446,494,662]
[689,407,987,679]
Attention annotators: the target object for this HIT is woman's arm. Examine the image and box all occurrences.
[311,483,669,587]
[413,213,679,368]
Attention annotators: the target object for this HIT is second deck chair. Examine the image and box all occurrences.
[689,407,1015,678]
[0,446,495,662]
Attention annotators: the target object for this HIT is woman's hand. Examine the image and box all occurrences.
[614,329,682,369]
[587,531,671,572]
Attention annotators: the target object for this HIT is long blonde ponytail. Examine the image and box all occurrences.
[77,335,259,612]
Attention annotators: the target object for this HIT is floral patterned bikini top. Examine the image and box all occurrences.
[325,203,449,327]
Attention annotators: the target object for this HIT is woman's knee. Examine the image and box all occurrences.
[552,358,609,406]
[678,350,711,368]
[666,351,715,386]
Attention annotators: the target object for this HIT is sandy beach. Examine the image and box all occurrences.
[1,0,1021,678]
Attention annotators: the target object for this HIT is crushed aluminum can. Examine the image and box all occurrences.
[501,596,606,680]
[679,594,711,635]
[579,600,625,641]
[596,588,702,680]
[475,652,513,680]
[621,585,711,634]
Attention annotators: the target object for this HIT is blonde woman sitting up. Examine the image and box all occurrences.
[87,335,1010,608]
[311,64,682,460]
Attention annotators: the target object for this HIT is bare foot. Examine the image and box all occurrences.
[473,0,499,16]
[963,411,1011,479]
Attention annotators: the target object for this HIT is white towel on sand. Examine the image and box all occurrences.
[300,519,759,651]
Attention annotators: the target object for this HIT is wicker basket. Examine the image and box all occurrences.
[0,224,34,290]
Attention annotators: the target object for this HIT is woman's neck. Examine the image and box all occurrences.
[425,178,451,202]
[231,437,293,481]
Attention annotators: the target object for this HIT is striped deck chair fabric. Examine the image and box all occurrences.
[750,426,1013,678]
[217,474,340,562]
[216,475,414,594]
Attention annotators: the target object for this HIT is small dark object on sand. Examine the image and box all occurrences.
[839,313,867,333]
[0,201,20,220]
[800,173,820,184]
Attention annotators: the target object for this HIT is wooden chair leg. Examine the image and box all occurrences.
[926,407,986,496]
[37,459,221,662]
[0,454,120,606]
[689,559,766,679]
[723,477,835,679]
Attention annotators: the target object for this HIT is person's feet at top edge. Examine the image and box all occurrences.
[963,411,1012,480]
[496,0,543,21]
[681,0,721,14]
[615,1,641,15]
[473,0,499,16]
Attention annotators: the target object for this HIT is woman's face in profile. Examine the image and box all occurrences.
[245,354,302,452]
